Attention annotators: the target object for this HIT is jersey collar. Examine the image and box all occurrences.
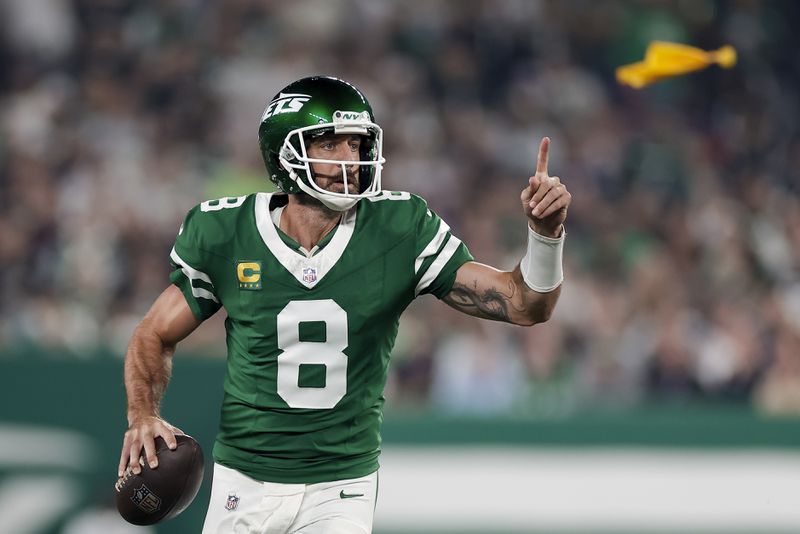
[254,192,356,288]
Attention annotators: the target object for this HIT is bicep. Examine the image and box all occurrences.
[139,285,203,346]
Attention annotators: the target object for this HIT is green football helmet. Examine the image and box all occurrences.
[258,76,385,211]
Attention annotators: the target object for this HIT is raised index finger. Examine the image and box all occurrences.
[536,137,550,175]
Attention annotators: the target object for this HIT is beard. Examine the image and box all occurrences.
[295,191,326,209]
[291,169,363,216]
[312,170,361,194]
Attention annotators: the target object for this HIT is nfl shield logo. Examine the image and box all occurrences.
[131,484,162,514]
[302,267,317,284]
[225,493,240,511]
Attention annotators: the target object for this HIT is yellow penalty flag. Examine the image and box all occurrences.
[616,41,737,89]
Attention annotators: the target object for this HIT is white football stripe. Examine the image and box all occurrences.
[170,247,219,303]
[415,235,461,296]
[414,219,451,274]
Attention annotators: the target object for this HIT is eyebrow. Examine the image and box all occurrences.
[310,134,361,144]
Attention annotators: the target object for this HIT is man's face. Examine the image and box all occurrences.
[306,133,361,194]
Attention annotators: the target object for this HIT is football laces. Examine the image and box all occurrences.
[115,465,135,492]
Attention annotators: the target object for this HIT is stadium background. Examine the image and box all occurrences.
[1,0,799,533]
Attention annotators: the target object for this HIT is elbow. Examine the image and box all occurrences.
[515,287,561,326]
[132,319,160,345]
[130,319,176,355]
[535,305,556,324]
[514,316,538,327]
[516,306,554,327]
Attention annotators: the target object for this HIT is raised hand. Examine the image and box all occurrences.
[520,137,571,238]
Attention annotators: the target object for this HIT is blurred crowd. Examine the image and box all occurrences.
[1,0,799,416]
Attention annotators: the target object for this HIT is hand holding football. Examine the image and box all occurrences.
[115,434,205,525]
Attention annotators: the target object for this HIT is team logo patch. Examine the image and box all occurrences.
[237,261,262,290]
[225,492,240,511]
[131,484,162,514]
[302,267,317,284]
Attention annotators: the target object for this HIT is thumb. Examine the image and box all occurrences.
[522,174,540,200]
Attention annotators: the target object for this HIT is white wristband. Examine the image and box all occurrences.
[520,225,564,292]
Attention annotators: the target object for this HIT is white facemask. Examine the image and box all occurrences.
[278,112,385,212]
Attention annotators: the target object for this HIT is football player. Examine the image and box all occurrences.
[118,76,571,533]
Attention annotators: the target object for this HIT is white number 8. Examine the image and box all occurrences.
[276,300,348,409]
[200,196,246,212]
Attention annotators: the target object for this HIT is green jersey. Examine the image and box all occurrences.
[169,191,472,483]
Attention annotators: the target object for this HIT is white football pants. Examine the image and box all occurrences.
[201,463,378,534]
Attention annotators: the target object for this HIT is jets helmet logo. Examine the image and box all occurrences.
[262,93,311,120]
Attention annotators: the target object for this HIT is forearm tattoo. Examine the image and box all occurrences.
[443,277,526,322]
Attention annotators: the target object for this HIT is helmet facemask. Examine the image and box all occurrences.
[278,111,385,211]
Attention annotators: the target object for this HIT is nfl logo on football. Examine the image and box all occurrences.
[225,492,240,511]
[131,484,162,514]
[302,267,317,284]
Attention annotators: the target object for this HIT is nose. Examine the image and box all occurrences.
[333,140,359,163]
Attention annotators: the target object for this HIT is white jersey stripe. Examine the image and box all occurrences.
[414,219,451,274]
[415,235,462,296]
[191,287,219,302]
[170,247,219,303]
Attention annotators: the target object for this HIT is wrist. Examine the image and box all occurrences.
[127,411,158,426]
[528,221,563,239]
[520,223,565,292]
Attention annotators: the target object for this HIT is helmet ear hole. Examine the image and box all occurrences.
[358,166,375,194]
[358,134,378,193]
[275,153,288,172]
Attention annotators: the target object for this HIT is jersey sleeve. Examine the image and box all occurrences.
[412,196,474,298]
[169,206,222,321]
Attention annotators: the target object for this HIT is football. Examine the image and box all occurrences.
[115,434,205,525]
